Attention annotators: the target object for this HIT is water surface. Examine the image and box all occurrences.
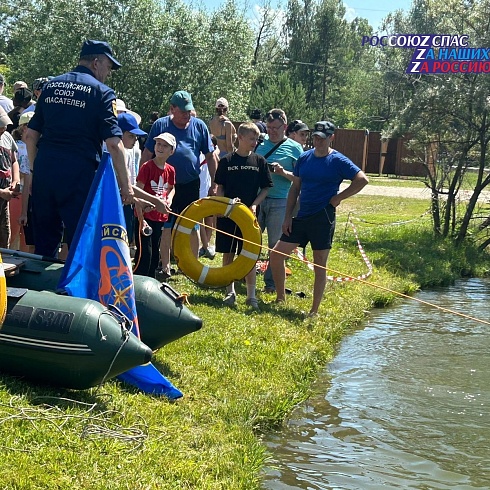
[263,278,490,489]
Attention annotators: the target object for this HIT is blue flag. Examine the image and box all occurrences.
[58,152,182,399]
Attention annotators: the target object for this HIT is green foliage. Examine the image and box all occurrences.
[249,71,312,123]
[1,0,403,130]
[283,0,348,120]
[1,0,255,123]
[0,64,11,94]
[382,0,490,244]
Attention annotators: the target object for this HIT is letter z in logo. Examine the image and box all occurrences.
[406,62,421,73]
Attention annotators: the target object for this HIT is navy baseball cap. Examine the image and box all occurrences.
[250,108,262,119]
[170,90,194,111]
[287,120,309,133]
[79,40,122,70]
[312,121,336,138]
[117,113,147,136]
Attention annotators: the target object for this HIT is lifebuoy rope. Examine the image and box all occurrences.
[166,202,373,284]
[293,218,373,282]
[349,209,431,226]
[164,201,490,327]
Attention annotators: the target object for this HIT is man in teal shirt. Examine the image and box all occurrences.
[255,108,303,292]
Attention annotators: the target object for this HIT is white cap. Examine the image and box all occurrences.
[19,111,35,126]
[154,132,176,150]
[13,80,28,91]
[216,97,229,108]
[115,98,141,124]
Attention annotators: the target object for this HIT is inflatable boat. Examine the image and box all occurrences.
[0,287,153,389]
[6,258,203,351]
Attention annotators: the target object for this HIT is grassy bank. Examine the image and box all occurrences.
[0,195,488,489]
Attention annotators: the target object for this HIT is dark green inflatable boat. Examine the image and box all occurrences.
[0,287,153,389]
[6,258,203,352]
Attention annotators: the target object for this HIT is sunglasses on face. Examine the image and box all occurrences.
[266,111,286,124]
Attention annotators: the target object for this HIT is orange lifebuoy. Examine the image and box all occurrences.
[172,197,262,287]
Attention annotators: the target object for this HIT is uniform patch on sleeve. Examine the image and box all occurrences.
[112,99,117,117]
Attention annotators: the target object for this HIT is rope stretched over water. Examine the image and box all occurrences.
[167,203,490,327]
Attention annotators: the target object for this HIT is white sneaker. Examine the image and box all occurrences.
[204,246,216,259]
[223,292,236,306]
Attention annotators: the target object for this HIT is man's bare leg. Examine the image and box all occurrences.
[310,249,330,315]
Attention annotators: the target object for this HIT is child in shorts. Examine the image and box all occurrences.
[214,122,273,310]
[134,132,175,279]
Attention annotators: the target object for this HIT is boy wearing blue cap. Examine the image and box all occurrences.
[118,112,147,244]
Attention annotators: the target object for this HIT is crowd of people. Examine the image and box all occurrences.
[0,39,368,317]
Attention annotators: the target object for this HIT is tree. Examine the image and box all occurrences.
[1,0,255,123]
[250,71,311,122]
[284,0,353,120]
[383,0,490,249]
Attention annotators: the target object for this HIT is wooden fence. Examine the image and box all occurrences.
[230,122,430,178]
[332,130,428,177]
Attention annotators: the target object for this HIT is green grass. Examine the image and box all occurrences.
[0,195,488,489]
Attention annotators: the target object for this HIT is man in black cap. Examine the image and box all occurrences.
[270,121,369,317]
[250,108,266,134]
[25,39,134,257]
[286,120,310,148]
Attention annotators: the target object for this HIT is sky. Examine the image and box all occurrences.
[184,0,413,30]
[343,1,412,30]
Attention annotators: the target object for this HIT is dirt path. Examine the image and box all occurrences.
[341,184,490,202]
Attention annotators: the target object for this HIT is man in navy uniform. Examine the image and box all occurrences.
[25,39,134,257]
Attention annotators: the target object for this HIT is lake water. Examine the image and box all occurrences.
[263,278,490,489]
